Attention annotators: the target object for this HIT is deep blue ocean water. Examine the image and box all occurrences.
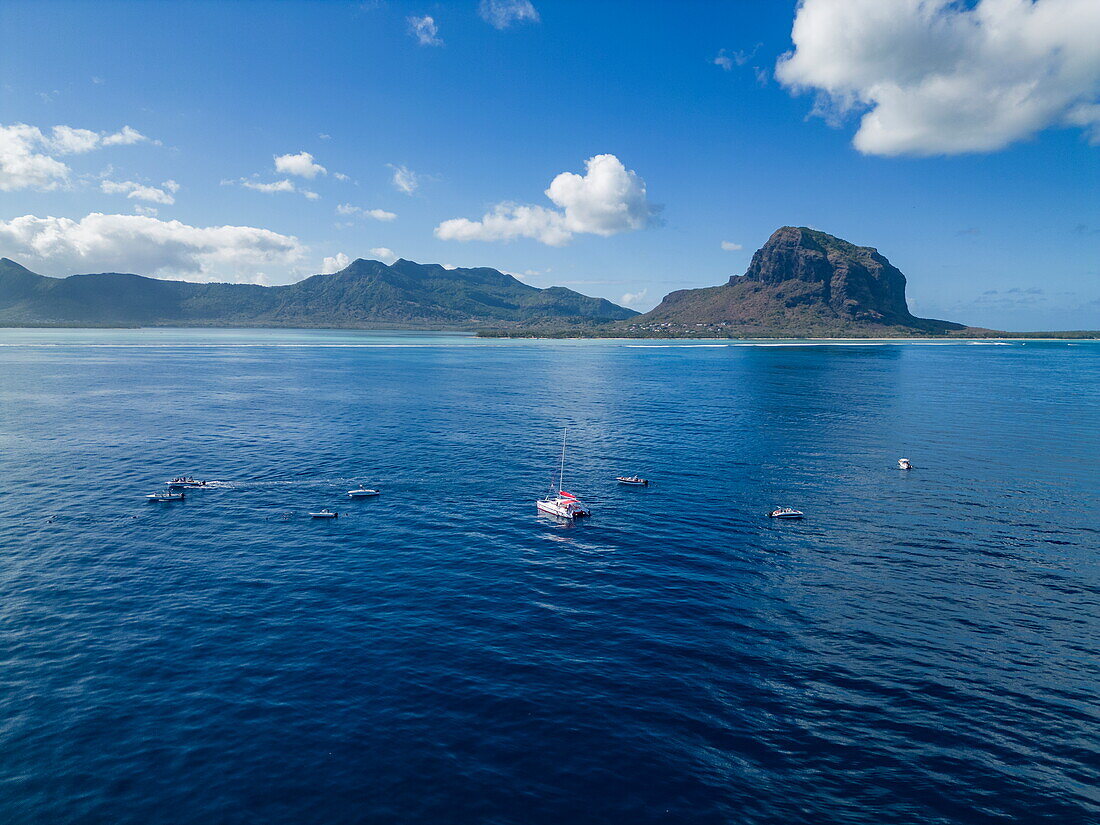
[0,329,1097,825]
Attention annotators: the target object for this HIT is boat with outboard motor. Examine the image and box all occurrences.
[310,509,339,519]
[898,458,913,470]
[348,486,380,498]
[147,490,185,502]
[167,477,207,488]
[537,429,591,519]
[616,476,649,487]
[768,507,803,519]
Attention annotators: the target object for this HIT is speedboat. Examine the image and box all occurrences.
[147,490,185,502]
[898,458,913,470]
[536,429,591,519]
[348,487,380,498]
[310,509,339,518]
[167,477,207,488]
[616,476,649,487]
[768,507,803,519]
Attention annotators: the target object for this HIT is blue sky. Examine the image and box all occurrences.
[0,0,1098,330]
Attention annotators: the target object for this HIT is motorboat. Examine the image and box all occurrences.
[310,509,339,518]
[348,487,380,498]
[616,476,649,486]
[147,490,185,502]
[167,477,207,488]
[898,458,913,470]
[537,429,591,519]
[768,507,803,519]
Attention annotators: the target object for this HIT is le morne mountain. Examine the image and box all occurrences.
[617,226,968,338]
[0,257,637,329]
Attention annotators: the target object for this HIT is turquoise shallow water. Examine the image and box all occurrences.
[0,329,1097,824]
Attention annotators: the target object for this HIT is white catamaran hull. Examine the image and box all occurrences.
[537,498,590,519]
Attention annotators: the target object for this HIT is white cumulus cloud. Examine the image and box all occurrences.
[620,288,649,308]
[721,241,743,251]
[369,247,398,264]
[322,252,351,274]
[479,0,539,29]
[101,179,178,205]
[408,15,442,46]
[775,0,1100,156]
[434,153,654,246]
[0,122,151,191]
[0,212,307,283]
[274,151,327,179]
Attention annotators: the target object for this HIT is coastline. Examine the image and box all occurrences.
[1,325,1096,345]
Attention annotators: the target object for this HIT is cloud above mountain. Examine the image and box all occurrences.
[435,153,655,246]
[0,212,306,283]
[776,0,1100,156]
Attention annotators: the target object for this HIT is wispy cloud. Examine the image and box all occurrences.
[101,178,179,205]
[336,203,397,221]
[713,44,760,71]
[408,15,442,46]
[388,163,420,195]
[479,0,539,30]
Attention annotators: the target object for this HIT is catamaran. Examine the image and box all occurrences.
[537,429,591,519]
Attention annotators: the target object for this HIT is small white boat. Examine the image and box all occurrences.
[167,477,207,488]
[310,509,339,519]
[898,458,913,470]
[147,490,185,502]
[537,429,591,519]
[348,487,380,498]
[768,507,803,519]
[616,476,649,487]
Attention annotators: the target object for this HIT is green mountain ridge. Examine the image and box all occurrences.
[0,257,638,328]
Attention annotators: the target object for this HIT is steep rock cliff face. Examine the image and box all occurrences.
[635,227,965,335]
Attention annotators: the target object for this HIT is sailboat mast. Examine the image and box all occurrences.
[559,428,567,492]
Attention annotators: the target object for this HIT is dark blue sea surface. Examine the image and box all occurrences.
[0,329,1097,825]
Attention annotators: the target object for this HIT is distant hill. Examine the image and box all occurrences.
[623,227,969,337]
[0,257,637,328]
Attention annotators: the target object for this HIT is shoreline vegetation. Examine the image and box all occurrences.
[475,327,1100,339]
[0,321,1095,339]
